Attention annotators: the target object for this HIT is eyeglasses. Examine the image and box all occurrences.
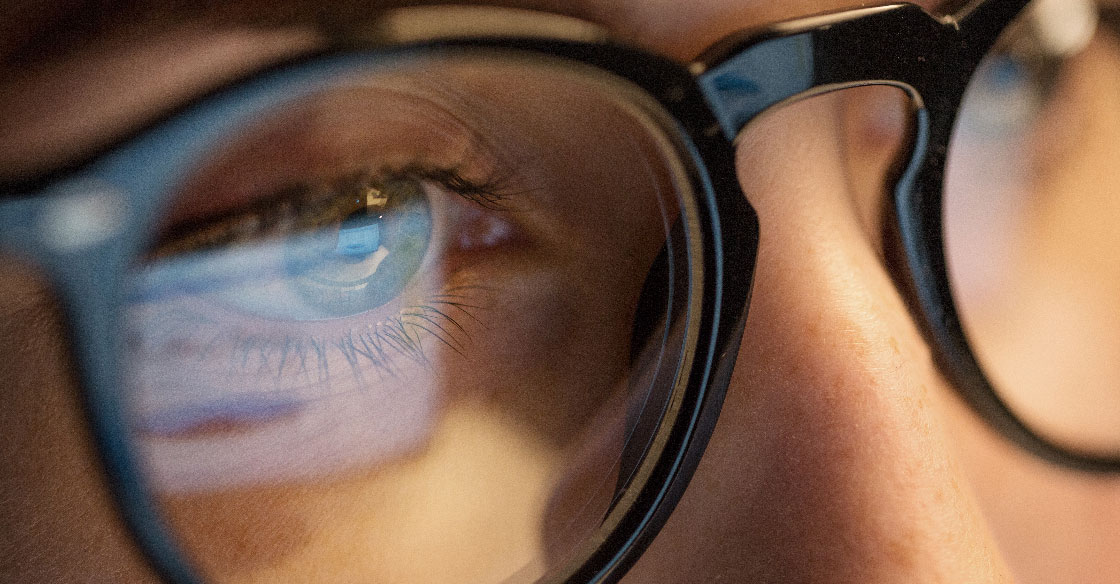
[1,0,1117,582]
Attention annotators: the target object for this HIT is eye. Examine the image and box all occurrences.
[122,81,526,455]
[945,1,1120,455]
[138,173,433,322]
[285,175,431,318]
[959,53,1041,134]
[118,51,702,584]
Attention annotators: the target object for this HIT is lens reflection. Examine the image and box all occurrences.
[945,0,1120,455]
[124,54,695,583]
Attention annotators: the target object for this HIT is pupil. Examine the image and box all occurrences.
[285,176,431,318]
[335,193,385,259]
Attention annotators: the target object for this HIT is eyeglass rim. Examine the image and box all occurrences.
[0,31,756,584]
[696,0,1120,471]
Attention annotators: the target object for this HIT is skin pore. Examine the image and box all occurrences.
[2,1,1119,583]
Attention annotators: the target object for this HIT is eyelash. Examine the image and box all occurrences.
[336,285,487,379]
[209,283,488,383]
[153,163,515,258]
[393,163,519,210]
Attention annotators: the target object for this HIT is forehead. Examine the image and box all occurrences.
[0,0,943,182]
[3,0,943,63]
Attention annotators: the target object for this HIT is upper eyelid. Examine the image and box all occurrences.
[151,165,516,261]
[158,78,522,224]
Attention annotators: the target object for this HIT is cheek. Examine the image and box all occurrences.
[448,261,642,444]
[157,229,658,583]
[935,379,1120,584]
[0,257,161,584]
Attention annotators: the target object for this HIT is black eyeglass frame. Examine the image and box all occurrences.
[0,22,757,584]
[1,1,1114,583]
[699,0,1120,474]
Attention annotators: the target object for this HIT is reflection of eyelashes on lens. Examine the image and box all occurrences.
[132,280,487,435]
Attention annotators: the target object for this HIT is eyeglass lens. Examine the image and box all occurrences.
[120,55,697,583]
[945,0,1120,456]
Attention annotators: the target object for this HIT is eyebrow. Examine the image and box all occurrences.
[0,0,633,183]
[3,1,379,68]
[1,0,622,70]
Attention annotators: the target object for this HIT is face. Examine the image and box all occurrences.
[1,1,1119,583]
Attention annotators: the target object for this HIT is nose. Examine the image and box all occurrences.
[623,92,1014,582]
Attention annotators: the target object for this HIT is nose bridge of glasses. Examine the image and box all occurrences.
[693,3,958,142]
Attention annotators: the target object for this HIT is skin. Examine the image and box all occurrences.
[2,1,1119,583]
[947,27,1120,451]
